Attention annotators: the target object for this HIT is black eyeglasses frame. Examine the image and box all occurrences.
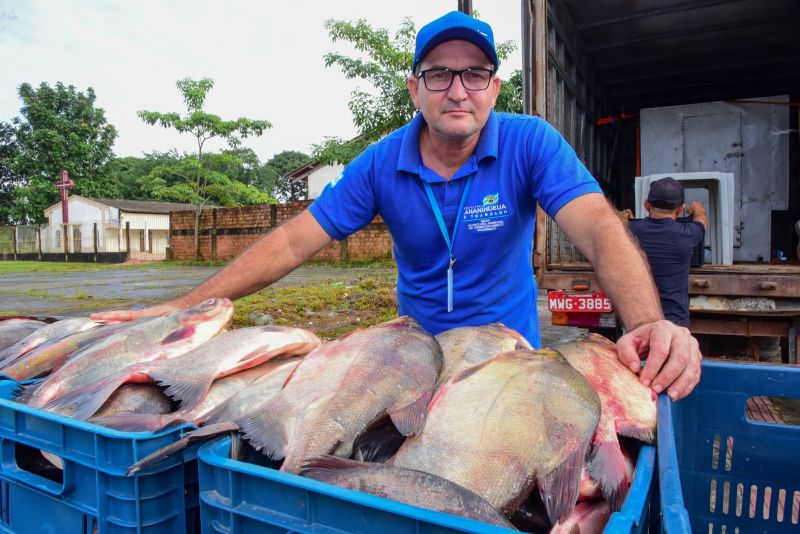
[416,67,496,92]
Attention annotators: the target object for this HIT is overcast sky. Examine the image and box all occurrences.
[0,0,523,163]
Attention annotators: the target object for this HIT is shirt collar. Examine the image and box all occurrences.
[397,110,499,179]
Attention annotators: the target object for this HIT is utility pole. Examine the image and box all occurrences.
[458,0,472,14]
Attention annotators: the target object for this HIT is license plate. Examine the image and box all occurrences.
[547,291,612,313]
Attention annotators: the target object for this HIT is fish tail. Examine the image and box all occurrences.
[299,455,371,481]
[237,406,287,461]
[41,373,129,420]
[587,438,629,511]
[147,367,211,412]
[616,421,656,445]
[90,413,176,432]
[14,381,43,403]
[538,439,590,525]
[126,421,239,476]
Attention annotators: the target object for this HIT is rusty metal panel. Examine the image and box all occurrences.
[541,1,611,269]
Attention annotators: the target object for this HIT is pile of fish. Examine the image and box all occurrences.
[0,307,656,533]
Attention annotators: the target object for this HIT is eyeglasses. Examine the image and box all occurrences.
[417,67,495,91]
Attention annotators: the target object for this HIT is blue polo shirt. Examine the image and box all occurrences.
[309,111,601,347]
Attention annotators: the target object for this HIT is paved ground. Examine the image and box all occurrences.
[0,262,584,346]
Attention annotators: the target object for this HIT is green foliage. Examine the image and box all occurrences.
[0,122,20,224]
[313,17,522,165]
[495,70,524,115]
[109,151,182,200]
[265,150,312,201]
[7,82,118,222]
[137,78,273,207]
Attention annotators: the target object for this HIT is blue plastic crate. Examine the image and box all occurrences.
[198,435,656,533]
[658,361,800,534]
[0,380,199,534]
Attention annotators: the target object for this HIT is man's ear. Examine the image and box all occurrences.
[408,75,421,110]
[490,74,501,108]
[644,199,651,212]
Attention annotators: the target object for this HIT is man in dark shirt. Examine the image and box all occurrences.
[629,177,707,327]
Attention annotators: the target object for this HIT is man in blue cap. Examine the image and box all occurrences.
[630,177,707,327]
[95,12,702,400]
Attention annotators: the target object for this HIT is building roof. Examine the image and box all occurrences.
[287,161,325,182]
[84,198,212,214]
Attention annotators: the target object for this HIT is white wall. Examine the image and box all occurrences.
[307,164,345,199]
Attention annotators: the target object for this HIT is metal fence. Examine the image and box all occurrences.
[0,224,134,262]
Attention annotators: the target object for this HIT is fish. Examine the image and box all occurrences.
[1,320,144,381]
[94,384,174,418]
[123,358,302,475]
[238,316,442,473]
[0,317,102,367]
[434,323,531,387]
[391,349,600,524]
[93,357,302,432]
[549,500,611,534]
[23,298,233,410]
[555,334,657,510]
[0,319,48,351]
[42,325,319,420]
[300,456,517,529]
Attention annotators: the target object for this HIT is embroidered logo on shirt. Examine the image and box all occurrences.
[463,191,510,233]
[330,172,344,188]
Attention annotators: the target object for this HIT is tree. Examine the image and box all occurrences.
[0,122,20,224]
[138,78,273,255]
[109,151,182,200]
[9,82,118,222]
[137,77,272,206]
[265,150,312,201]
[313,17,522,165]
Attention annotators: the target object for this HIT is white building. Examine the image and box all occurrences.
[287,161,345,200]
[43,196,200,260]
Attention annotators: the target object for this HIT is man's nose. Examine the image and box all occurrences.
[446,73,468,100]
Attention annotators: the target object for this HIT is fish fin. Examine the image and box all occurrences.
[237,408,288,460]
[147,368,211,412]
[538,441,589,525]
[197,398,232,425]
[587,438,629,511]
[352,417,406,463]
[41,374,129,420]
[89,414,175,432]
[616,421,656,444]
[299,455,370,481]
[161,326,196,345]
[14,381,42,403]
[230,432,244,461]
[126,421,239,476]
[388,388,433,436]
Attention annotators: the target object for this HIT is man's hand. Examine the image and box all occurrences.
[686,201,703,214]
[90,299,189,322]
[616,320,702,400]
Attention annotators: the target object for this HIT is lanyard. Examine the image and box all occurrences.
[422,174,475,312]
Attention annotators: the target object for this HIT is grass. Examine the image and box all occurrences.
[233,273,398,339]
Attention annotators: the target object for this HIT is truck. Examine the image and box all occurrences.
[520,0,800,362]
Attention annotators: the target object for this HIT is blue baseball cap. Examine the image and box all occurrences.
[413,11,498,73]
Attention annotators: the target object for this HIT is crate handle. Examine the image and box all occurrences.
[0,438,70,497]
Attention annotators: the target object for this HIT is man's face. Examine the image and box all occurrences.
[408,40,501,142]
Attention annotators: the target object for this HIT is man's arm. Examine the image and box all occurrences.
[553,193,702,400]
[91,210,332,321]
[687,200,708,229]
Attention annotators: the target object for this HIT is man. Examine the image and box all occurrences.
[629,177,708,328]
[94,11,701,400]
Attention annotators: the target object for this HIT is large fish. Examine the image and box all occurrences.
[300,456,516,529]
[435,323,531,386]
[555,334,656,509]
[0,319,47,351]
[23,298,233,410]
[391,349,600,524]
[44,325,320,419]
[238,316,442,473]
[1,320,143,381]
[123,358,302,475]
[94,384,174,418]
[0,318,102,367]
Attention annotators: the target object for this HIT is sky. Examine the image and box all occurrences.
[0,0,524,163]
